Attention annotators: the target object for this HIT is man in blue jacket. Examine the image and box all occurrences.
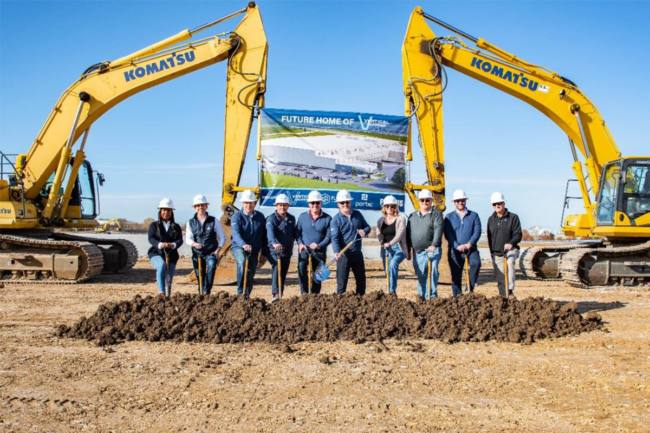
[266,194,296,302]
[231,190,267,298]
[444,189,482,297]
[296,190,332,295]
[331,190,370,295]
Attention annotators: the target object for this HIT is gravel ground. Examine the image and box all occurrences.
[1,258,649,432]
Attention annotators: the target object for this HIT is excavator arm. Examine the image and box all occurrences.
[8,2,266,228]
[402,6,622,227]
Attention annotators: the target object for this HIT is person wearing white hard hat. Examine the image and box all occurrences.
[406,190,444,300]
[377,195,409,296]
[331,190,371,295]
[266,193,296,302]
[487,192,522,299]
[444,189,482,297]
[296,190,332,295]
[231,190,267,298]
[186,194,226,295]
[147,198,183,296]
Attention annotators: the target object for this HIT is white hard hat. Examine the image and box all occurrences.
[275,194,290,205]
[417,189,433,200]
[383,195,398,206]
[158,198,175,209]
[336,190,352,202]
[192,194,209,206]
[307,190,323,202]
[452,189,468,201]
[241,190,257,203]
[490,192,506,204]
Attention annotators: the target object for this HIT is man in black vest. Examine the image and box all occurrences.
[186,194,226,295]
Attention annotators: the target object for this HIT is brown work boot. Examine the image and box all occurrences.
[508,290,515,300]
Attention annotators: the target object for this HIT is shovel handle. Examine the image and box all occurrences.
[503,255,509,294]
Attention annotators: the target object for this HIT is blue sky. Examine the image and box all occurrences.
[2,0,649,230]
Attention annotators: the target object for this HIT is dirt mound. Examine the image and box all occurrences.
[57,292,602,346]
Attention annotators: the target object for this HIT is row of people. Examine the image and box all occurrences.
[146,188,522,300]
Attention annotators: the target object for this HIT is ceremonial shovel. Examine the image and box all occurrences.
[197,256,203,295]
[464,255,471,293]
[313,237,363,283]
[164,249,171,297]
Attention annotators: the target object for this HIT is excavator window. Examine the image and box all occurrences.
[596,162,621,225]
[622,164,650,220]
[77,161,97,219]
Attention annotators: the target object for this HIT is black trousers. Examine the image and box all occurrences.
[336,252,366,295]
[298,249,326,294]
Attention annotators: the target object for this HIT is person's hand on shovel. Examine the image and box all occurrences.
[383,242,391,249]
[503,243,513,251]
[273,243,283,252]
[309,242,319,250]
[357,229,367,238]
[243,244,252,253]
[192,242,203,250]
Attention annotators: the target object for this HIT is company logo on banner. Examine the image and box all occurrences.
[259,108,408,211]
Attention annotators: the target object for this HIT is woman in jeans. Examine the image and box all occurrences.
[147,198,183,296]
[377,195,410,295]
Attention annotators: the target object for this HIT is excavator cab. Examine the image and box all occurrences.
[39,159,101,223]
[594,158,650,233]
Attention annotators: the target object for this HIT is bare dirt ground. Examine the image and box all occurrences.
[1,258,649,432]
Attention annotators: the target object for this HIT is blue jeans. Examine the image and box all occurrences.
[150,255,176,294]
[412,248,441,299]
[449,249,481,298]
[267,252,291,296]
[233,248,259,297]
[381,244,405,294]
[192,254,217,295]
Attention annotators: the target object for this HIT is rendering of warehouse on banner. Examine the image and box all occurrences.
[259,108,408,210]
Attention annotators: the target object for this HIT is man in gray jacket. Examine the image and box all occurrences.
[406,190,444,299]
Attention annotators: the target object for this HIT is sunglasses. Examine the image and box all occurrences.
[308,202,321,205]
[419,199,432,203]
[385,205,397,209]
[454,199,466,203]
[339,201,351,205]
[492,202,505,206]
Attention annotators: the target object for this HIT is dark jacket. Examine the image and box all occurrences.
[266,211,296,258]
[444,210,482,252]
[188,214,220,257]
[331,210,370,255]
[487,209,522,256]
[406,210,444,253]
[147,219,183,263]
[231,210,267,256]
[295,211,332,250]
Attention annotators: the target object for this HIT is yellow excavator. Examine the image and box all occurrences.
[95,218,122,233]
[0,2,267,283]
[402,7,650,287]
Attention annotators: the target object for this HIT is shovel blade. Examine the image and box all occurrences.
[314,267,331,283]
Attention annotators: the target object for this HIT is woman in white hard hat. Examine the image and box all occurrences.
[147,198,184,296]
[186,194,226,295]
[377,195,409,295]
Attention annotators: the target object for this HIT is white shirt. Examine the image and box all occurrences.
[185,217,227,252]
[157,220,178,249]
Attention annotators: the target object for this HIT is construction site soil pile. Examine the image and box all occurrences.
[58,292,602,346]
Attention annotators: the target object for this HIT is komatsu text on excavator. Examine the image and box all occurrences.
[0,3,267,283]
[402,7,650,287]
